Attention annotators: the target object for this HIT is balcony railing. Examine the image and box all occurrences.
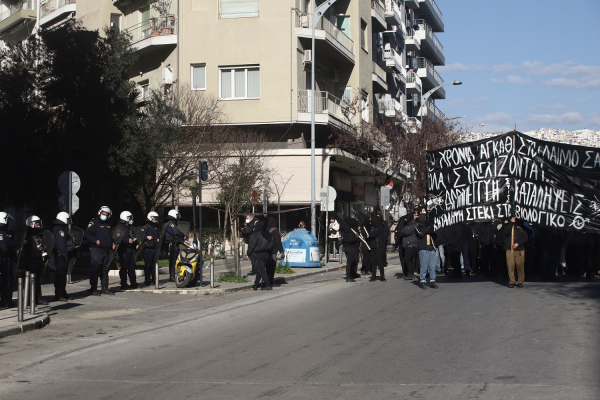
[406,70,422,92]
[371,0,385,21]
[423,0,443,23]
[125,15,177,45]
[0,0,36,23]
[372,61,387,83]
[40,0,76,20]
[298,90,354,123]
[423,100,445,119]
[295,10,354,54]
[417,57,444,86]
[385,0,402,24]
[416,19,443,55]
[383,46,403,71]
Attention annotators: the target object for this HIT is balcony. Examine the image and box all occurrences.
[405,0,419,9]
[0,0,36,34]
[371,0,387,32]
[372,61,388,93]
[416,57,445,98]
[419,99,445,120]
[39,0,76,27]
[404,26,421,51]
[418,0,444,32]
[406,70,422,94]
[384,0,402,26]
[297,90,356,127]
[376,94,403,119]
[381,45,403,73]
[415,19,444,65]
[125,15,177,56]
[295,10,355,64]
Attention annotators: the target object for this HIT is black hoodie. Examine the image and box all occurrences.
[341,217,361,253]
[265,216,283,254]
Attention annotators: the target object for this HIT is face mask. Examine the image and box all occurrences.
[245,219,251,224]
[128,220,133,225]
[100,215,108,221]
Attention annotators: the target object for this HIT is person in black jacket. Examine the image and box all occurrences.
[369,215,387,282]
[265,216,283,286]
[0,212,16,308]
[140,211,160,286]
[477,221,497,278]
[84,206,116,296]
[401,211,419,280]
[415,213,439,289]
[436,223,473,279]
[360,218,372,275]
[340,216,361,282]
[247,220,273,291]
[52,212,74,301]
[504,216,529,288]
[22,215,48,305]
[115,211,139,290]
[241,214,258,276]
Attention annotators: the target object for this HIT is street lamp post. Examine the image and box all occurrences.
[479,123,485,135]
[420,80,462,121]
[310,0,337,236]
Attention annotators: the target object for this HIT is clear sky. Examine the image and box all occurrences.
[436,0,600,133]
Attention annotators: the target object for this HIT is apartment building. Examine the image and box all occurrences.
[0,0,447,230]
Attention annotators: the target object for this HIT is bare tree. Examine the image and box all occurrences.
[214,129,271,276]
[270,172,294,230]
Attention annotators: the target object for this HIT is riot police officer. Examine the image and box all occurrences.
[140,211,160,286]
[84,206,116,296]
[165,209,186,282]
[0,212,16,308]
[115,211,139,290]
[22,216,49,305]
[52,212,74,301]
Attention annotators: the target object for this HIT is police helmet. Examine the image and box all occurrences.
[147,211,159,223]
[98,206,112,218]
[167,209,180,220]
[0,212,13,226]
[120,211,134,225]
[26,215,43,229]
[56,212,70,225]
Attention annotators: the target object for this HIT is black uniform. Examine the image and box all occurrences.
[52,221,73,300]
[22,228,45,303]
[401,218,419,279]
[165,218,185,281]
[115,221,138,289]
[360,220,372,275]
[140,220,160,285]
[0,227,16,307]
[84,217,113,294]
[247,221,273,290]
[369,216,387,281]
[265,216,283,286]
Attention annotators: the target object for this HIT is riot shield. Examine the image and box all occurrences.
[42,230,55,274]
[153,222,169,267]
[12,225,28,276]
[111,224,127,269]
[177,221,191,250]
[67,226,84,275]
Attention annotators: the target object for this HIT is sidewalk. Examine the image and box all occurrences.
[0,252,399,339]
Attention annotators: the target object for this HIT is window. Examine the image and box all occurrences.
[360,19,367,51]
[191,64,206,90]
[139,81,150,101]
[361,92,369,122]
[220,66,260,99]
[110,14,122,32]
[219,0,259,19]
[336,15,350,38]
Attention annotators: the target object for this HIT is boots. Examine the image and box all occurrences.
[101,285,115,296]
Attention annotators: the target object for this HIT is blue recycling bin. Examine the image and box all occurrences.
[282,228,321,267]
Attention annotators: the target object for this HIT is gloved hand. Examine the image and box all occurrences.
[276,251,284,260]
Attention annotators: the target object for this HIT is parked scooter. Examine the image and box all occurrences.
[174,239,203,288]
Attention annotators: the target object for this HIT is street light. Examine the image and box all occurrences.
[479,123,485,135]
[447,115,466,120]
[420,80,462,120]
[310,0,337,236]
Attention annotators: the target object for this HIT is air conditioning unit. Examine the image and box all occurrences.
[300,15,309,28]
[329,70,340,82]
[162,67,173,85]
[303,50,312,64]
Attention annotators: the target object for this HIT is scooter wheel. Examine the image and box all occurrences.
[175,271,193,288]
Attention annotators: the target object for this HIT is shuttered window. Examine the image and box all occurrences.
[219,0,259,19]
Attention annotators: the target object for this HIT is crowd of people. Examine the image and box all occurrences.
[0,206,188,308]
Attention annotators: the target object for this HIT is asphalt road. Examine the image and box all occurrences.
[0,264,599,399]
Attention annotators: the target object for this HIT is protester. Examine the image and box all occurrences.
[241,214,258,276]
[400,210,419,280]
[504,216,528,288]
[368,215,387,282]
[415,212,438,289]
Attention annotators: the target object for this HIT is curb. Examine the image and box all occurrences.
[0,313,51,339]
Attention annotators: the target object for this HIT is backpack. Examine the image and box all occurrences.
[254,231,273,253]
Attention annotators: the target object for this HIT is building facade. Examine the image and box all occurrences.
[0,0,447,231]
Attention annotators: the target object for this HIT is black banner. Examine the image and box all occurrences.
[426,131,600,233]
